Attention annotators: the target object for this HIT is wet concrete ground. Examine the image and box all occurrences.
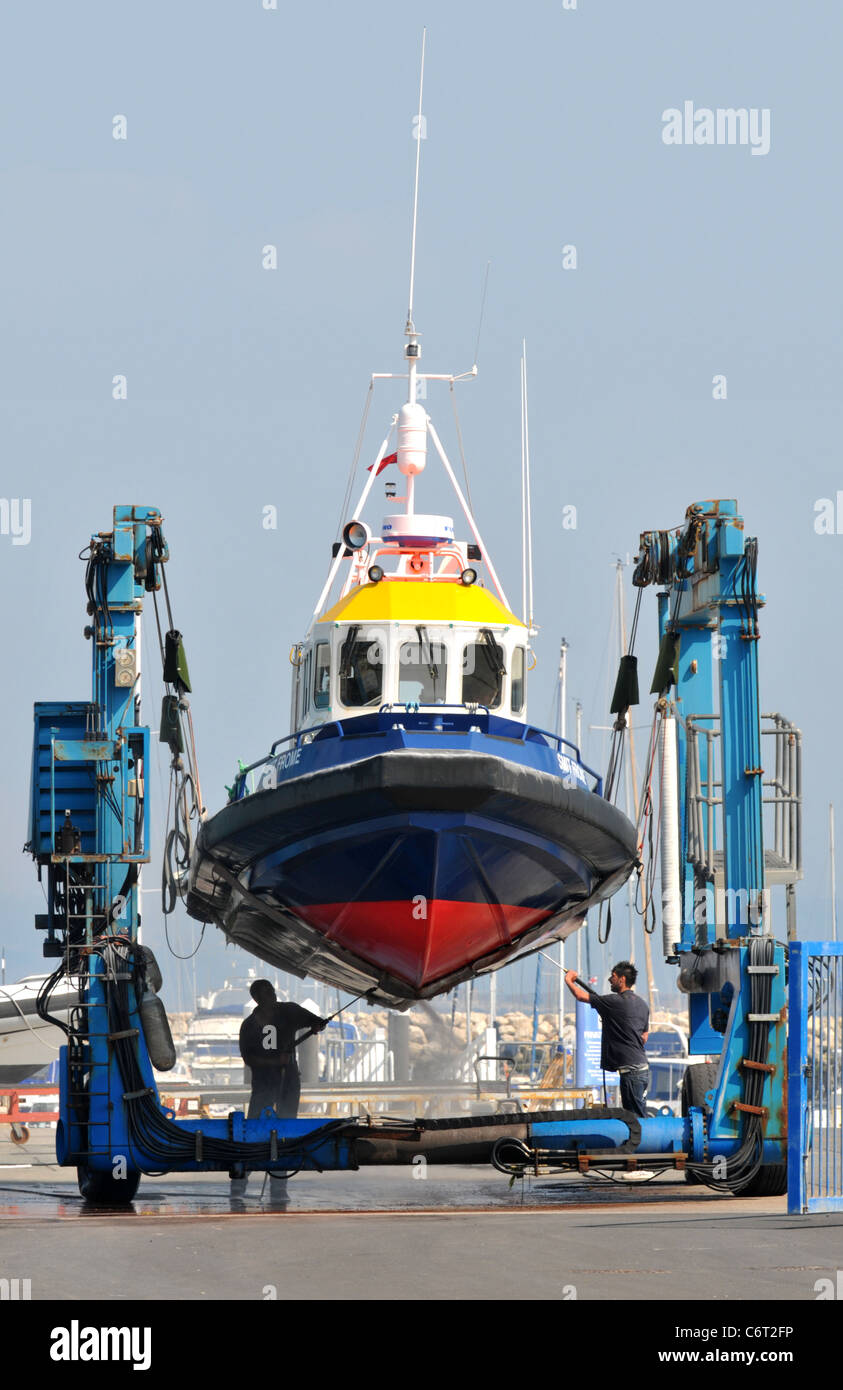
[0,1161,730,1218]
[2,1133,842,1300]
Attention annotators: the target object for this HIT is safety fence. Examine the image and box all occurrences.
[788,942,843,1213]
[322,1032,390,1084]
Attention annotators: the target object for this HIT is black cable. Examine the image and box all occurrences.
[148,545,204,934]
[164,917,206,961]
[597,899,612,945]
[628,586,644,653]
[604,721,626,804]
[683,935,774,1192]
[604,574,643,805]
[35,959,75,1036]
[88,942,350,1174]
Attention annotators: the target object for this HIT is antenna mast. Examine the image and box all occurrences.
[399,28,427,515]
[406,26,426,342]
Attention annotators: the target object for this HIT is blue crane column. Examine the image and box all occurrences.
[28,508,355,1198]
[28,506,159,956]
[639,501,787,1182]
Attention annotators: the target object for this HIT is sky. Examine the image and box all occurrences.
[1,0,840,1015]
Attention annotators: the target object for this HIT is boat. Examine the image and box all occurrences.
[179,978,254,1087]
[0,973,78,1085]
[185,52,638,1008]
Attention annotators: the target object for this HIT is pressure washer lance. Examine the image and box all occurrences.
[293,988,376,1046]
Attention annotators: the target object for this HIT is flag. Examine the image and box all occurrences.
[367,451,398,476]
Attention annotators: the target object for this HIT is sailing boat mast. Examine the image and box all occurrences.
[520,341,534,632]
[831,803,838,942]
[557,638,568,740]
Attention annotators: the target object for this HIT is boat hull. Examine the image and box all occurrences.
[187,717,638,1007]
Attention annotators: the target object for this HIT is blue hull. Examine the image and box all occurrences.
[187,712,638,1005]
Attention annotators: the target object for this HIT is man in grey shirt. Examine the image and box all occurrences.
[565,961,650,1117]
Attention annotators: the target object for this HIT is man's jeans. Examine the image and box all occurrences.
[247,1065,302,1120]
[619,1065,649,1118]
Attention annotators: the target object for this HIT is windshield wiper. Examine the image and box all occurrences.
[415,625,439,685]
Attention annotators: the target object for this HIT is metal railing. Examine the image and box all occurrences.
[231,708,605,802]
[449,1026,499,1083]
[788,942,843,1213]
[321,1034,390,1085]
[470,1046,574,1097]
[685,713,802,883]
[765,712,803,879]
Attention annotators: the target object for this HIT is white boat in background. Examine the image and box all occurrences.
[177,975,375,1087]
[181,979,254,1086]
[0,973,78,1085]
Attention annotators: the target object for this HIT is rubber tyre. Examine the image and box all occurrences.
[77,1164,141,1205]
[736,1164,787,1197]
[681,1062,719,1185]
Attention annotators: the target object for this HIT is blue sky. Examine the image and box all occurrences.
[1,1,840,1010]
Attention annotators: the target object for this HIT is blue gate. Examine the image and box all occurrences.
[788,942,843,1213]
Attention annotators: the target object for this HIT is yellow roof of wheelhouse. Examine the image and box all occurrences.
[317,581,525,627]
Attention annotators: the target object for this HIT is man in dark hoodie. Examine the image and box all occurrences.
[239,980,327,1120]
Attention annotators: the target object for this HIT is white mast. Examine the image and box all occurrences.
[576,698,584,985]
[399,27,428,518]
[557,638,568,740]
[831,803,838,942]
[660,712,682,959]
[556,636,568,1046]
[406,27,426,352]
[520,341,534,631]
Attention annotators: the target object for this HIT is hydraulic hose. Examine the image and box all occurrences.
[683,935,775,1193]
[91,941,349,1174]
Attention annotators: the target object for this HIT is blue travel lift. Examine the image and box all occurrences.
[26,501,797,1202]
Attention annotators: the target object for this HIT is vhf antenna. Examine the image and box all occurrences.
[406,27,426,337]
[472,261,491,370]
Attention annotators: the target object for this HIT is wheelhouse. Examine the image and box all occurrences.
[290,617,529,731]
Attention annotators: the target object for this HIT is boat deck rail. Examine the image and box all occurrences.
[232,708,604,799]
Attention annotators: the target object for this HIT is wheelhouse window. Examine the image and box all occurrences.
[510,646,525,714]
[398,632,448,705]
[313,642,331,709]
[462,630,505,708]
[338,627,383,707]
